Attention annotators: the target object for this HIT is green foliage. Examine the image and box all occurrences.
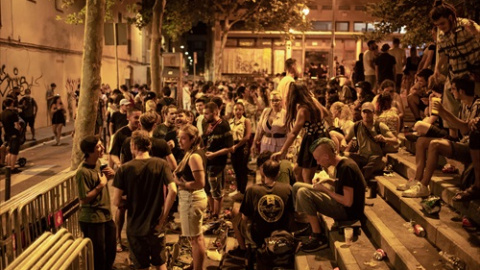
[56,0,115,24]
[367,0,479,46]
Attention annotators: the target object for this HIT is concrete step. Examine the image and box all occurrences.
[320,215,392,270]
[363,197,443,270]
[386,151,479,225]
[375,173,480,269]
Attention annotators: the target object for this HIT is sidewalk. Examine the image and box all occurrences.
[20,121,75,151]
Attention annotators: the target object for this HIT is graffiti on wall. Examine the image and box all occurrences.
[0,65,43,97]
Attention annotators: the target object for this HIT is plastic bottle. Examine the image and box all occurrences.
[439,251,466,270]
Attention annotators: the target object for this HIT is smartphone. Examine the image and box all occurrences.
[100,164,108,171]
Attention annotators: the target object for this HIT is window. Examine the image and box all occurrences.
[322,5,332,10]
[312,21,332,31]
[366,23,375,32]
[335,22,349,32]
[307,4,318,10]
[238,39,255,47]
[354,22,366,32]
[339,5,350,10]
[355,6,366,11]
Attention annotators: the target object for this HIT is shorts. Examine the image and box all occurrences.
[449,141,471,164]
[6,135,20,155]
[178,189,207,237]
[127,233,166,269]
[22,116,35,128]
[470,131,480,150]
[206,166,224,199]
[425,124,448,138]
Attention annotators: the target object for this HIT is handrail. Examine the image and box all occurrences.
[4,232,52,270]
[30,233,74,269]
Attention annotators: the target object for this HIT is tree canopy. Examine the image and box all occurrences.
[367,0,479,46]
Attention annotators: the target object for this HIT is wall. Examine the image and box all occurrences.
[0,0,149,128]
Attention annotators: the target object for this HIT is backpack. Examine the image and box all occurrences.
[353,121,386,152]
[256,230,296,269]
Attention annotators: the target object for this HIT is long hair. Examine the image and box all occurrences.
[259,87,270,107]
[285,83,323,130]
[174,124,203,174]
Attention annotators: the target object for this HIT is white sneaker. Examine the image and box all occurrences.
[402,183,430,198]
[397,179,419,191]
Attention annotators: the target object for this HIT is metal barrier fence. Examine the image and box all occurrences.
[5,229,94,270]
[0,170,81,270]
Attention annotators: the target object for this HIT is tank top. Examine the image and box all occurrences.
[176,149,207,182]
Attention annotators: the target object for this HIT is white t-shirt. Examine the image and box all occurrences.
[388,47,406,75]
[363,50,376,76]
[277,75,295,108]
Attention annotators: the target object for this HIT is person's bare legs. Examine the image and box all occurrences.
[293,164,303,183]
[115,208,126,249]
[420,139,452,187]
[306,215,322,234]
[55,125,63,144]
[302,167,316,184]
[407,93,421,120]
[190,234,206,270]
[415,137,436,181]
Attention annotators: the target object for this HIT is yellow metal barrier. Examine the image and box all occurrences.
[0,170,80,270]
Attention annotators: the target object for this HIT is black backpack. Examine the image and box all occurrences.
[256,230,296,269]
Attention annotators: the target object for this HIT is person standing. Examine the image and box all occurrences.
[388,38,407,92]
[203,102,233,219]
[375,44,396,85]
[352,53,365,85]
[19,89,38,141]
[363,40,378,90]
[76,136,116,270]
[109,99,130,137]
[113,131,177,270]
[0,99,22,174]
[228,102,252,196]
[430,1,480,137]
[50,96,66,146]
[253,90,287,154]
[277,58,299,108]
[174,124,208,270]
[46,83,56,119]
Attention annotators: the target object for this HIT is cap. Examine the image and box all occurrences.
[80,135,99,155]
[144,91,157,101]
[361,102,375,112]
[381,43,390,52]
[119,99,131,106]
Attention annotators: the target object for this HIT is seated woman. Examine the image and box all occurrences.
[376,94,400,136]
[373,80,405,122]
[329,102,354,153]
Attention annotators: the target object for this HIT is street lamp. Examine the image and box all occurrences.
[180,45,185,49]
[301,7,309,78]
[185,52,189,55]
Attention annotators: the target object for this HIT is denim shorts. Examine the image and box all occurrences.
[178,189,208,237]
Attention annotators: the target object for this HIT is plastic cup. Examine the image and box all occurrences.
[431,97,441,115]
[344,227,353,245]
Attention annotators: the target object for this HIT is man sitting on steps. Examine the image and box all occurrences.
[401,75,480,198]
[294,138,366,252]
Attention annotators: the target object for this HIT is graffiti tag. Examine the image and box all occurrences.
[0,65,42,97]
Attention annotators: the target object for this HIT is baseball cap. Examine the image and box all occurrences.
[119,99,131,106]
[361,102,375,112]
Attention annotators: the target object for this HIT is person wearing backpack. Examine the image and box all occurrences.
[343,102,398,182]
[19,89,38,141]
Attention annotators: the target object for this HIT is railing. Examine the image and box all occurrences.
[4,229,93,270]
[0,170,81,270]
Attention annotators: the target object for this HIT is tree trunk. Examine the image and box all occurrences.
[215,21,229,81]
[150,0,166,96]
[71,0,106,169]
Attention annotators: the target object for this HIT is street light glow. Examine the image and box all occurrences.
[185,52,189,55]
[180,45,185,49]
[302,7,310,16]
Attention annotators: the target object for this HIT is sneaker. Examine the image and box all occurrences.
[227,246,247,258]
[301,235,328,252]
[397,179,419,191]
[402,183,430,198]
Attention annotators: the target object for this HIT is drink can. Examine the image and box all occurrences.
[414,224,425,237]
[373,249,386,260]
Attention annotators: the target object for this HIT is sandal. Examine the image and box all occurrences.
[453,186,480,202]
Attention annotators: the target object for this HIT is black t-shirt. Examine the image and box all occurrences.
[110,111,128,134]
[110,126,133,157]
[334,158,367,220]
[240,182,294,246]
[121,136,172,163]
[113,158,174,236]
[153,123,175,140]
[175,149,207,182]
[202,120,233,167]
[375,53,396,83]
[1,109,20,137]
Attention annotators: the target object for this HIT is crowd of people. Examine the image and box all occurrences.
[0,1,478,269]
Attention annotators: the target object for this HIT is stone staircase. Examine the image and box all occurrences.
[296,138,480,270]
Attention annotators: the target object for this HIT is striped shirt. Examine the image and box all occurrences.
[438,18,480,79]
